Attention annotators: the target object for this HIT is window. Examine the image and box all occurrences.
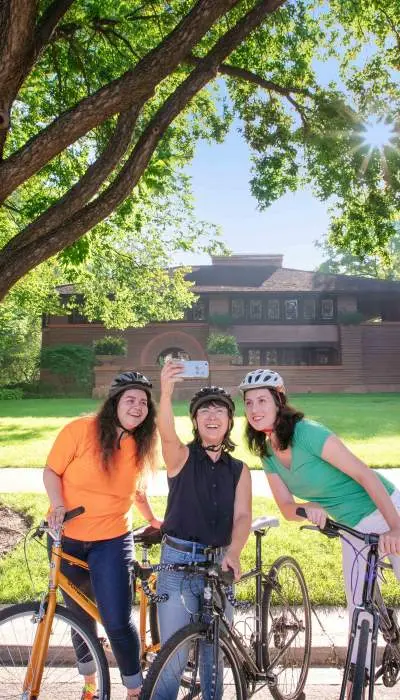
[231,299,245,320]
[284,299,298,321]
[303,298,316,320]
[265,349,278,365]
[321,299,334,320]
[248,349,261,365]
[281,348,298,365]
[192,299,207,321]
[158,348,190,366]
[249,299,263,321]
[267,299,280,320]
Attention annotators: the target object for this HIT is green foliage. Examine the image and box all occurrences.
[206,333,239,356]
[40,344,94,391]
[93,335,127,356]
[317,226,400,279]
[0,387,24,400]
[208,313,232,328]
[337,311,365,325]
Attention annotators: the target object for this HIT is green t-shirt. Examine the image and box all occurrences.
[262,419,395,527]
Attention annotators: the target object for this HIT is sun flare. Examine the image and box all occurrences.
[361,117,395,151]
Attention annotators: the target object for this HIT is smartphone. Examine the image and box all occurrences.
[177,360,209,379]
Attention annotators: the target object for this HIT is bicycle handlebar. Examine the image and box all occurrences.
[296,506,380,545]
[33,506,85,539]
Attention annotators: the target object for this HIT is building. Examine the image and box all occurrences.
[42,254,400,396]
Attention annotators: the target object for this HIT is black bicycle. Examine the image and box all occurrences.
[297,506,400,700]
[139,514,311,699]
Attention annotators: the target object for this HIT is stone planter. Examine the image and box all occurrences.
[95,354,125,366]
[209,353,233,366]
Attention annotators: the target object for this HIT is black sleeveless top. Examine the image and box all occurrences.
[161,442,244,547]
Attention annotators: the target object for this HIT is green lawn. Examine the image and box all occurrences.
[0,394,399,469]
[1,493,399,607]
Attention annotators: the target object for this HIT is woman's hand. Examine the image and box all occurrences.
[379,527,400,556]
[48,504,66,529]
[160,360,183,397]
[149,517,163,529]
[222,549,241,581]
[304,504,328,529]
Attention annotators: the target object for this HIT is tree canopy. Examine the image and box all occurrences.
[0,0,399,323]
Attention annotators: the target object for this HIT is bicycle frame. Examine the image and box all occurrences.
[24,524,159,697]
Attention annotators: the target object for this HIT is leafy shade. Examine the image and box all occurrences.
[207,333,240,355]
[0,0,400,310]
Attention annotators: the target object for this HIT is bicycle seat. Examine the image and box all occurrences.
[251,516,279,532]
[132,524,163,545]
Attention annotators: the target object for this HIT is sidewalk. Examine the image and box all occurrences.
[1,467,400,497]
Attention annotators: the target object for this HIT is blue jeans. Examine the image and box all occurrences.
[156,536,233,700]
[48,532,142,689]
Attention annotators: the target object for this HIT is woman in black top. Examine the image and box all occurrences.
[156,359,252,699]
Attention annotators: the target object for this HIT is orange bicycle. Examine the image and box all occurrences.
[0,507,163,699]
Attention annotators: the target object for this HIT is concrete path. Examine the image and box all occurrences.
[1,467,400,496]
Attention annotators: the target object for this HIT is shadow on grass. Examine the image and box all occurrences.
[0,424,56,442]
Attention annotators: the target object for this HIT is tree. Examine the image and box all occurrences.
[317,225,400,279]
[0,0,399,307]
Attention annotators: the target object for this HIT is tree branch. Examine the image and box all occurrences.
[0,0,241,203]
[0,0,285,298]
[2,104,140,255]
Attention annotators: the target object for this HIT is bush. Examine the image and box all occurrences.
[338,311,365,325]
[41,344,94,392]
[0,387,24,400]
[206,333,239,356]
[93,335,127,356]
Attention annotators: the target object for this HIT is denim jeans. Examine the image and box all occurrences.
[47,531,142,689]
[156,536,232,700]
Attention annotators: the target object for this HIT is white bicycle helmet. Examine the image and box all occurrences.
[238,368,286,394]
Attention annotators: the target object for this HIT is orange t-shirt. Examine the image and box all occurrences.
[46,416,140,541]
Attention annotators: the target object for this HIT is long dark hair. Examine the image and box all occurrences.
[245,389,304,458]
[96,392,158,479]
[192,399,235,453]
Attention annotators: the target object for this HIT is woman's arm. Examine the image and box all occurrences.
[322,435,400,553]
[158,360,189,477]
[222,465,252,580]
[43,466,66,528]
[266,473,329,527]
[133,490,163,528]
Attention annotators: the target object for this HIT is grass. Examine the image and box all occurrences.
[0,394,399,469]
[1,493,399,607]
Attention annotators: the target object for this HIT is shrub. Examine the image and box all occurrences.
[93,336,127,356]
[41,344,95,391]
[0,387,24,400]
[206,333,239,356]
[337,311,365,325]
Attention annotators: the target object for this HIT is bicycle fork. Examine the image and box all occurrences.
[340,606,379,700]
[23,538,62,698]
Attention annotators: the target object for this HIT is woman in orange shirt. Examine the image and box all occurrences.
[44,371,161,700]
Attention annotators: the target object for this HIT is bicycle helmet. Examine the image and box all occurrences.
[108,371,152,399]
[238,368,286,395]
[189,386,235,418]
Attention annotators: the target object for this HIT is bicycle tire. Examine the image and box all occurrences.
[0,601,110,700]
[351,618,370,700]
[262,555,311,700]
[149,600,160,645]
[140,621,246,699]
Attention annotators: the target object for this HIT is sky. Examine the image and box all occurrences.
[177,52,347,271]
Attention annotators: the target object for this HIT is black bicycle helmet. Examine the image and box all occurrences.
[108,371,152,400]
[189,386,235,418]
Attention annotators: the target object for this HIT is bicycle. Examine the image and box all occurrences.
[296,506,400,700]
[140,514,312,699]
[0,507,163,699]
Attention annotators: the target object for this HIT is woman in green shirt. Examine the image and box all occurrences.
[238,368,400,620]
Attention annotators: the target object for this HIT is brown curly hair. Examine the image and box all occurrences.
[96,391,158,481]
[244,389,303,458]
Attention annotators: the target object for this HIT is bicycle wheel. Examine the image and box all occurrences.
[262,556,311,700]
[141,621,245,699]
[351,619,370,700]
[0,601,110,700]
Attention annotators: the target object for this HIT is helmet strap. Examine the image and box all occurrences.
[202,442,223,453]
